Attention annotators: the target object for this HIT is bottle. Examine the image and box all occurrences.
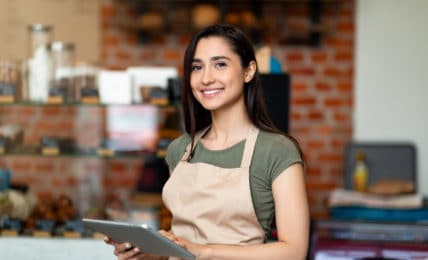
[353,150,368,192]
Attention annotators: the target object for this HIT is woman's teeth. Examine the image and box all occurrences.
[202,89,222,95]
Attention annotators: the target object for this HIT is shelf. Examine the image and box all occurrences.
[115,0,341,46]
[0,101,178,109]
[0,147,160,159]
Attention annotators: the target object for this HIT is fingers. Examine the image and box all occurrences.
[104,236,117,246]
[104,236,145,260]
[159,230,185,247]
[117,247,141,260]
[113,242,134,256]
[159,230,175,241]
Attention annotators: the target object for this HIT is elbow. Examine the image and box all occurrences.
[277,240,308,260]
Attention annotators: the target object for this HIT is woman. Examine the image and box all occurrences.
[106,24,309,260]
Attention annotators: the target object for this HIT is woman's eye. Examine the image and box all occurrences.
[191,65,202,71]
[215,62,227,68]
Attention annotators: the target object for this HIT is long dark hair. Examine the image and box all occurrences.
[181,24,302,158]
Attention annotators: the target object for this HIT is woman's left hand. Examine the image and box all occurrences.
[158,231,211,260]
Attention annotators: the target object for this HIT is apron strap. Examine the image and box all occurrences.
[240,128,259,168]
[181,126,211,161]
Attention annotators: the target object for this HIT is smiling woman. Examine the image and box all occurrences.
[105,24,309,260]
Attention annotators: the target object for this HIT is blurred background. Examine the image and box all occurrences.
[0,0,428,259]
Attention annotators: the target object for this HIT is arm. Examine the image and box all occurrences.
[180,163,310,260]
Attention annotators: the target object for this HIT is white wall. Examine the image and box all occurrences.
[355,0,428,195]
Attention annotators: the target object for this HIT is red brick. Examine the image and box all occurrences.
[126,34,138,45]
[307,180,337,191]
[316,125,333,135]
[286,52,304,63]
[315,81,331,91]
[34,161,54,172]
[335,51,353,62]
[109,161,127,173]
[332,139,348,149]
[11,160,32,171]
[101,3,118,20]
[179,34,192,46]
[290,126,311,135]
[15,106,36,117]
[163,50,181,62]
[292,96,317,106]
[291,112,302,121]
[337,21,354,33]
[324,37,354,49]
[306,166,322,177]
[40,106,62,117]
[324,98,344,107]
[337,81,353,91]
[307,140,325,149]
[324,67,353,78]
[116,50,132,61]
[284,6,310,16]
[292,81,309,92]
[311,52,328,64]
[103,35,120,47]
[334,112,351,122]
[318,153,342,163]
[311,210,330,220]
[308,111,324,120]
[288,67,316,76]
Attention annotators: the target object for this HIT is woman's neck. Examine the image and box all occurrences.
[202,105,253,150]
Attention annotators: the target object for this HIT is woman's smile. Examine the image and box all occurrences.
[200,88,225,97]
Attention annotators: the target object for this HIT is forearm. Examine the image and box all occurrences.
[202,241,307,260]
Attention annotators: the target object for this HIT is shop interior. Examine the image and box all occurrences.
[0,0,428,259]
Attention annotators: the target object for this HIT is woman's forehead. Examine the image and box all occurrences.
[194,37,236,59]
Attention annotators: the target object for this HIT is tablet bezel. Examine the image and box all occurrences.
[82,218,195,260]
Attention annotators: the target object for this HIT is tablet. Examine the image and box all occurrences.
[82,218,195,260]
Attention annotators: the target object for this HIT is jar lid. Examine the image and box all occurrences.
[28,24,52,32]
[48,41,75,52]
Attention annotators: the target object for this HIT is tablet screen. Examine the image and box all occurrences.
[83,218,195,260]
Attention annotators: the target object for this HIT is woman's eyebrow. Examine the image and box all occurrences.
[192,56,231,63]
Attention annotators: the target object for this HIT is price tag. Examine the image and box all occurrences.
[47,96,64,104]
[42,147,60,156]
[0,95,14,104]
[97,148,115,157]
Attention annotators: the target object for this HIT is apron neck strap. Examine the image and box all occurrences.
[182,126,211,161]
[240,128,259,168]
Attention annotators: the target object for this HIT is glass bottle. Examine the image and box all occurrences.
[353,150,369,192]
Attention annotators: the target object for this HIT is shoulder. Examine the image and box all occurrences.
[256,130,301,155]
[167,134,191,153]
[253,130,303,181]
[165,134,191,171]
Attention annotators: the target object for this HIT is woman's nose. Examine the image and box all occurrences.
[201,68,214,85]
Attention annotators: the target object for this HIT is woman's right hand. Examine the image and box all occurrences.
[104,236,165,260]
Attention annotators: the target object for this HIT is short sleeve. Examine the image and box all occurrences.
[165,134,191,172]
[252,131,303,185]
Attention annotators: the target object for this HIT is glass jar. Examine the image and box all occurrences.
[48,41,75,103]
[27,24,53,102]
[28,24,53,57]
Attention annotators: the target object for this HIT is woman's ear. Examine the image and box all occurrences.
[244,61,257,83]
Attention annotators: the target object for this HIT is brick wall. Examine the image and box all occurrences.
[1,0,354,219]
[101,0,355,219]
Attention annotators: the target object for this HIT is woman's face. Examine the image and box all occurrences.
[190,36,254,112]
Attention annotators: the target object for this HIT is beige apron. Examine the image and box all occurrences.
[162,127,265,249]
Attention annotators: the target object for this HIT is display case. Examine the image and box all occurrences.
[0,102,181,237]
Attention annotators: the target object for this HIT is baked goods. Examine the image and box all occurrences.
[368,179,415,195]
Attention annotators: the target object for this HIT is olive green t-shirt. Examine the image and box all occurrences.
[165,130,303,237]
